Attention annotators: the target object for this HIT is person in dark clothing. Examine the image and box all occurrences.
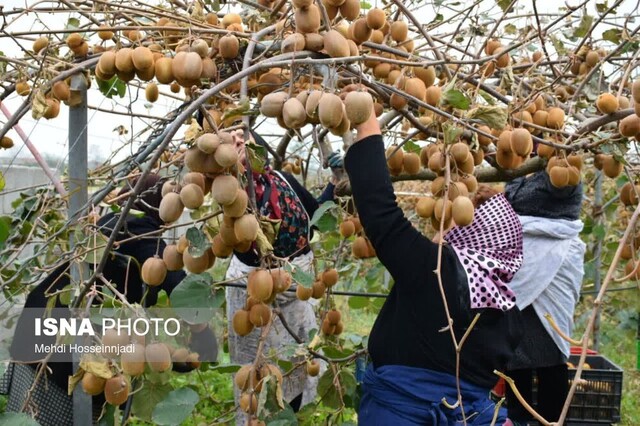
[344,110,524,425]
[2,174,216,426]
[225,129,340,423]
[503,171,585,425]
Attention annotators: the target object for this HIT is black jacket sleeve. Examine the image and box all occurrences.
[344,135,439,279]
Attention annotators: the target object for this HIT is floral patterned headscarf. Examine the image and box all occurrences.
[444,194,523,311]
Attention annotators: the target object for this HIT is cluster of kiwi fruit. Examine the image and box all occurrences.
[280,157,303,175]
[320,308,344,336]
[260,84,375,135]
[621,233,640,280]
[384,144,421,176]
[569,46,608,78]
[296,268,339,301]
[416,142,479,229]
[232,268,293,336]
[338,216,376,259]
[617,79,640,139]
[235,363,283,415]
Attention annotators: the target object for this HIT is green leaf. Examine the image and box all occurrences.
[596,1,615,14]
[496,0,512,12]
[467,106,508,130]
[602,28,622,44]
[132,380,173,422]
[317,369,357,409]
[504,23,517,35]
[97,404,116,426]
[549,34,567,55]
[170,273,219,323]
[222,99,255,123]
[0,413,41,426]
[186,226,211,257]
[0,216,10,246]
[66,17,80,30]
[96,75,126,99]
[573,14,594,38]
[322,346,354,359]
[442,89,471,110]
[403,140,422,155]
[283,263,314,288]
[359,1,372,9]
[348,296,370,310]
[210,364,242,374]
[247,143,267,173]
[593,224,606,240]
[257,376,286,420]
[310,201,337,232]
[152,387,200,426]
[0,171,5,191]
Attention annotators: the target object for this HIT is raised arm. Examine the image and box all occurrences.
[344,110,437,278]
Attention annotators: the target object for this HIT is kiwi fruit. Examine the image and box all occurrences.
[344,91,373,125]
[141,257,167,287]
[223,189,249,218]
[352,236,369,258]
[235,364,259,391]
[212,175,239,205]
[240,393,258,414]
[321,268,339,287]
[450,142,470,165]
[326,309,342,325]
[104,375,130,406]
[15,81,31,96]
[121,343,146,376]
[546,107,565,129]
[249,303,272,327]
[366,8,386,30]
[318,93,344,128]
[195,133,219,155]
[145,343,172,373]
[43,98,60,120]
[132,46,154,71]
[260,364,283,385]
[212,234,234,258]
[510,128,533,157]
[50,81,70,102]
[219,34,240,59]
[66,33,83,49]
[434,198,453,222]
[619,114,640,137]
[351,18,372,45]
[235,214,259,242]
[602,155,623,178]
[282,33,306,54]
[115,48,134,73]
[283,98,307,129]
[494,48,510,68]
[403,152,421,174]
[384,145,403,171]
[567,166,581,186]
[102,329,129,350]
[596,93,619,114]
[484,39,501,55]
[295,5,321,33]
[404,78,427,101]
[293,0,313,7]
[98,25,114,41]
[321,318,336,335]
[159,192,184,223]
[271,269,292,293]
[416,197,436,218]
[82,372,107,396]
[33,36,49,53]
[425,85,441,107]
[233,309,254,336]
[296,284,313,300]
[620,182,639,206]
[390,21,408,42]
[452,196,474,226]
[340,0,360,21]
[549,166,569,188]
[305,360,320,377]
[183,249,211,274]
[1,136,14,149]
[248,269,274,302]
[311,280,326,299]
[324,30,350,58]
[201,58,217,80]
[340,220,356,238]
[143,82,159,103]
[213,144,238,169]
[632,79,640,104]
[260,91,289,118]
[179,183,205,209]
[220,220,240,246]
[537,141,555,159]
[533,110,548,127]
[304,33,325,52]
[163,244,184,271]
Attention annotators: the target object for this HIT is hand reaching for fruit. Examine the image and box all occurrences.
[354,104,381,142]
[472,184,501,207]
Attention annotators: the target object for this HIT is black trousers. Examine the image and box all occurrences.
[506,363,569,423]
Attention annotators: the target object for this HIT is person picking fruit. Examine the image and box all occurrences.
[3,174,217,425]
[224,128,342,422]
[503,170,585,424]
[344,108,524,425]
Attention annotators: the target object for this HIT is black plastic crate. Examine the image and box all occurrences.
[531,354,623,425]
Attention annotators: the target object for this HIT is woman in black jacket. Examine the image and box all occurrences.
[3,174,214,425]
[344,111,524,425]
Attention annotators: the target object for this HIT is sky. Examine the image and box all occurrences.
[0,0,636,181]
